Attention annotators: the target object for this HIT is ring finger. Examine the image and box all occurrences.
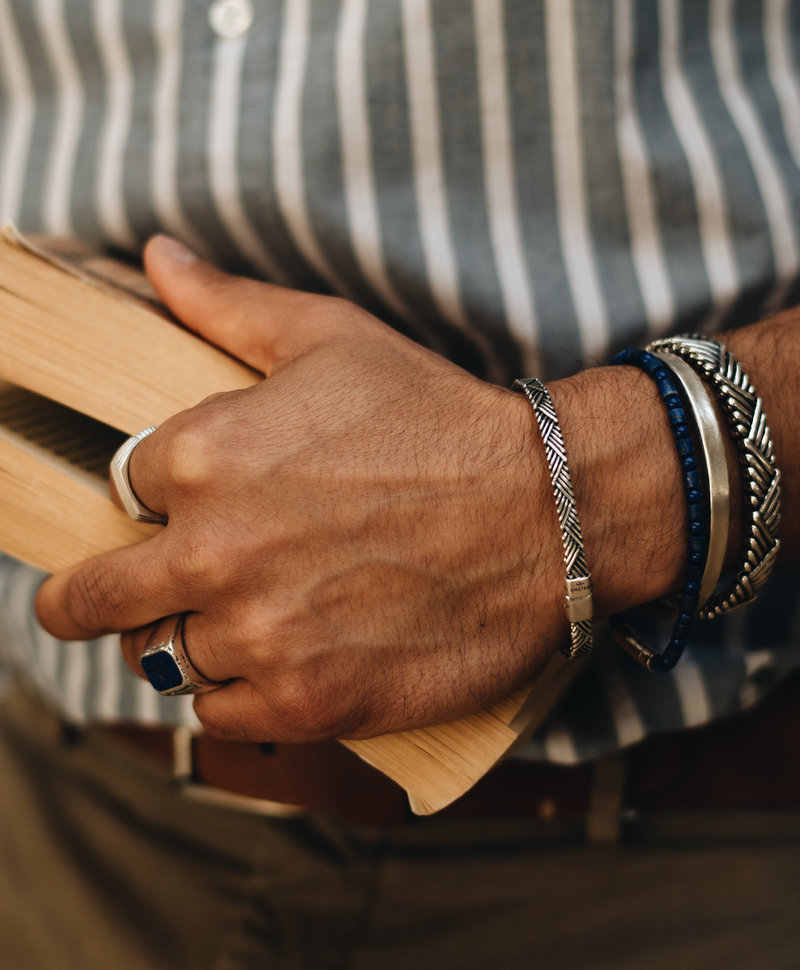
[121,613,226,695]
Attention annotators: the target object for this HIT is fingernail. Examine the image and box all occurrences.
[151,234,198,265]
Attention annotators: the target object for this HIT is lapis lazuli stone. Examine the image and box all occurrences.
[141,650,183,692]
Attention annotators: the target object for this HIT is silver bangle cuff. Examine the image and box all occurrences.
[514,377,593,660]
[648,335,781,619]
[650,351,730,610]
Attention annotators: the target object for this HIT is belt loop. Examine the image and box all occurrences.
[586,750,627,842]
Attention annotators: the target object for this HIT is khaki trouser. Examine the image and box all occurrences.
[1,684,799,970]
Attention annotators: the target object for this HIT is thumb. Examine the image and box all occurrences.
[142,235,323,374]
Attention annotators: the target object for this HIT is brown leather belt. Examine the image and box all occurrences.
[98,674,800,827]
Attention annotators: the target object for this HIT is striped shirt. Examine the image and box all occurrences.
[1,0,799,762]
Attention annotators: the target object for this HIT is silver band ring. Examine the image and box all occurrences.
[140,614,220,696]
[110,427,168,524]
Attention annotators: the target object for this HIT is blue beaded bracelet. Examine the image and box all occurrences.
[608,348,710,672]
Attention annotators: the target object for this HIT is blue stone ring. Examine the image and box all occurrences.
[140,614,220,696]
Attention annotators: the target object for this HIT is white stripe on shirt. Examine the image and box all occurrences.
[62,633,90,723]
[546,0,609,361]
[710,0,798,286]
[401,0,503,379]
[672,657,711,727]
[95,634,123,721]
[37,0,83,235]
[273,0,350,294]
[473,0,539,373]
[614,0,675,336]
[401,0,467,330]
[336,0,412,320]
[94,0,136,249]
[208,30,286,281]
[0,0,34,224]
[606,671,646,748]
[764,1,800,173]
[151,0,209,255]
[659,0,738,313]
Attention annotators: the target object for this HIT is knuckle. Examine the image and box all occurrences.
[193,690,269,743]
[167,528,237,589]
[65,565,123,631]
[161,423,216,492]
[193,703,244,742]
[268,670,354,741]
[314,296,363,333]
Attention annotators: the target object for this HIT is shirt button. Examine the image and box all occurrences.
[208,0,254,39]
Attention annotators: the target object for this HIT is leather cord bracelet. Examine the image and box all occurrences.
[514,377,593,660]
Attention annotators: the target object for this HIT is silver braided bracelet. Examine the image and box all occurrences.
[647,335,782,619]
[514,378,593,659]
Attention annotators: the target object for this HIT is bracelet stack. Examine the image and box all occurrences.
[607,349,720,670]
[514,378,593,660]
[608,335,781,671]
[514,335,780,674]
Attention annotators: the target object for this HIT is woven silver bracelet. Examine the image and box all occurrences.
[647,335,781,619]
[514,377,593,659]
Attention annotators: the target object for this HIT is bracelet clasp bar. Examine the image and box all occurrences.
[565,575,593,624]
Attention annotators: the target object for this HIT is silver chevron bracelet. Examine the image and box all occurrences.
[647,335,781,619]
[514,377,593,659]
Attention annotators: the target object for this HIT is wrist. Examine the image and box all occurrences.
[546,365,689,618]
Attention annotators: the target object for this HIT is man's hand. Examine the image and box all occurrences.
[36,236,573,742]
[42,234,771,742]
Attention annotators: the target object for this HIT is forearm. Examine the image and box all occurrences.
[34,240,800,739]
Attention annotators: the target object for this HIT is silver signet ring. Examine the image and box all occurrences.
[140,614,220,696]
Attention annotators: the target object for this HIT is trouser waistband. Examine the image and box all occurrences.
[97,673,800,831]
